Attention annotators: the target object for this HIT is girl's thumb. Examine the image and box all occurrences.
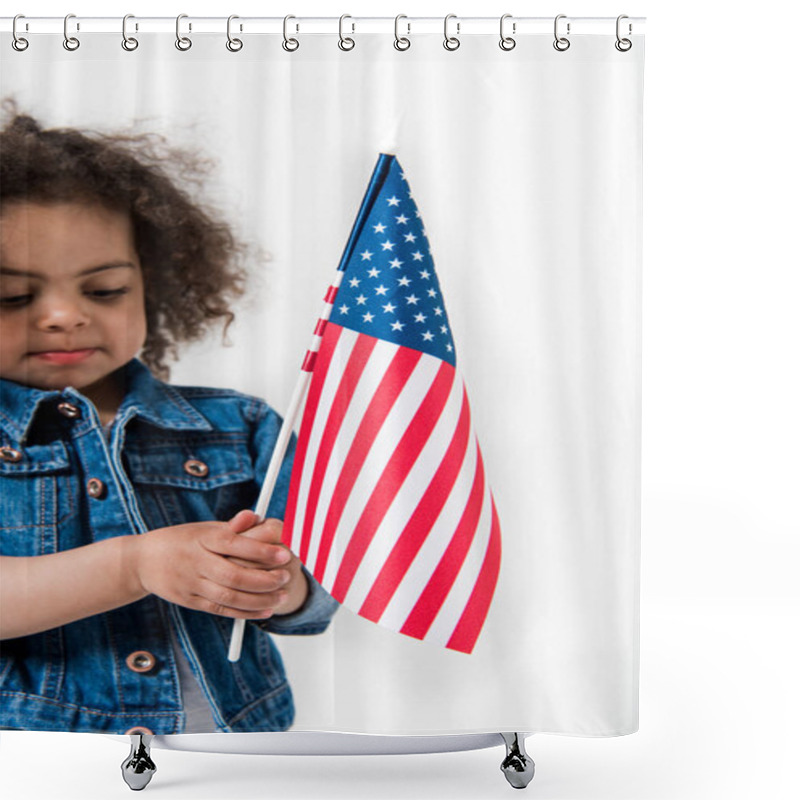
[228,509,262,534]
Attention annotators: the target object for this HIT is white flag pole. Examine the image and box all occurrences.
[227,271,344,662]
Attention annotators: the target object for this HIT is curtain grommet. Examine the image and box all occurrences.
[338,14,355,51]
[499,14,516,51]
[63,13,80,51]
[394,15,411,51]
[121,14,139,51]
[12,15,29,51]
[615,15,633,51]
[175,14,192,51]
[443,14,460,51]
[226,15,243,52]
[553,14,571,52]
[283,15,300,52]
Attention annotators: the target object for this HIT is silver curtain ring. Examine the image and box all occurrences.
[63,13,80,51]
[176,14,192,51]
[553,14,570,52]
[122,14,139,51]
[283,15,299,52]
[615,15,632,52]
[394,15,410,51]
[338,14,355,51]
[443,13,460,51]
[499,13,516,51]
[12,14,29,51]
[227,15,243,51]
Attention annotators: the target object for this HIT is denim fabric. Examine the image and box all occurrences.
[0,359,338,733]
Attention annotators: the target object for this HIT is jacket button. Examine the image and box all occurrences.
[57,402,82,419]
[126,651,157,673]
[184,459,209,477]
[124,726,154,736]
[86,478,107,499]
[0,446,23,463]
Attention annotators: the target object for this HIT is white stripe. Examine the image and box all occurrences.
[289,328,358,563]
[378,398,480,631]
[424,471,495,647]
[344,372,465,611]
[319,350,443,589]
[302,334,399,573]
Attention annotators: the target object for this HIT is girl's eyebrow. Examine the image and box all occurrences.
[0,262,137,279]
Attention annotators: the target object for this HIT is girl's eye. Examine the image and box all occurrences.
[0,294,33,308]
[87,287,130,300]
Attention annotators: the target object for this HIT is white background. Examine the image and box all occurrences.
[1,1,798,799]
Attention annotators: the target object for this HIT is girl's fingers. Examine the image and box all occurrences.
[190,579,289,617]
[205,528,291,568]
[203,555,290,594]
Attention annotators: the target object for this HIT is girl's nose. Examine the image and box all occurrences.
[34,295,91,332]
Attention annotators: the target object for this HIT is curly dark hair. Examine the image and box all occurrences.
[0,101,247,379]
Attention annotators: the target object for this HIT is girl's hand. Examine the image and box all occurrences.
[134,511,303,620]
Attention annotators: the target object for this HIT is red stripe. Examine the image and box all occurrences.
[324,285,338,303]
[359,384,470,622]
[330,360,456,602]
[282,323,344,552]
[445,488,502,654]
[301,351,317,372]
[312,343,424,583]
[399,432,487,641]
[314,319,327,336]
[298,334,377,565]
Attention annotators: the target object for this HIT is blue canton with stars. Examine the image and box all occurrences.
[329,155,456,367]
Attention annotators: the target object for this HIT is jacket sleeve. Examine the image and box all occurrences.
[248,399,339,636]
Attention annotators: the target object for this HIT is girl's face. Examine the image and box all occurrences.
[0,201,147,412]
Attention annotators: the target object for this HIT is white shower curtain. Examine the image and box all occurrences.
[0,18,643,736]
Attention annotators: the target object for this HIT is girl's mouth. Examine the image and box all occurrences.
[31,349,97,365]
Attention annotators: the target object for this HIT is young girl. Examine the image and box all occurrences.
[0,109,338,734]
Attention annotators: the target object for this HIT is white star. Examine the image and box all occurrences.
[446,343,453,352]
[391,320,405,331]
[400,172,407,182]
[389,258,403,269]
[415,209,421,218]
[349,277,361,288]
[338,304,350,315]
[367,267,381,278]
[382,302,397,314]
[427,288,437,298]
[374,284,389,296]
[440,324,449,334]
[412,251,424,261]
[419,269,431,280]
[434,306,443,316]
[404,232,417,243]
[360,249,373,261]
[356,294,368,305]
[422,331,434,342]
[405,294,420,305]
[397,276,412,287]
[373,222,387,233]
[387,196,401,207]
[363,312,375,323]
[395,214,409,225]
[381,240,395,251]
[414,312,427,323]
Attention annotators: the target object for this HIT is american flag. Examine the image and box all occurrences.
[282,155,501,654]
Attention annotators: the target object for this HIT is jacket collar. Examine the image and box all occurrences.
[0,358,212,444]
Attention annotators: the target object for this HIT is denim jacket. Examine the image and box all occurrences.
[0,359,338,734]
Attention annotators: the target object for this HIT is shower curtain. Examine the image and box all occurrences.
[0,16,644,738]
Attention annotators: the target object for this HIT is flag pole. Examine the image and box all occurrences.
[227,154,395,662]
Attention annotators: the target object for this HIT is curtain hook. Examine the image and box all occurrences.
[122,14,139,51]
[443,13,460,51]
[227,15,243,52]
[176,14,192,51]
[63,13,80,51]
[499,13,516,51]
[615,15,632,52]
[12,14,29,51]
[553,14,570,51]
[394,15,411,51]
[283,15,299,52]
[338,14,355,51]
